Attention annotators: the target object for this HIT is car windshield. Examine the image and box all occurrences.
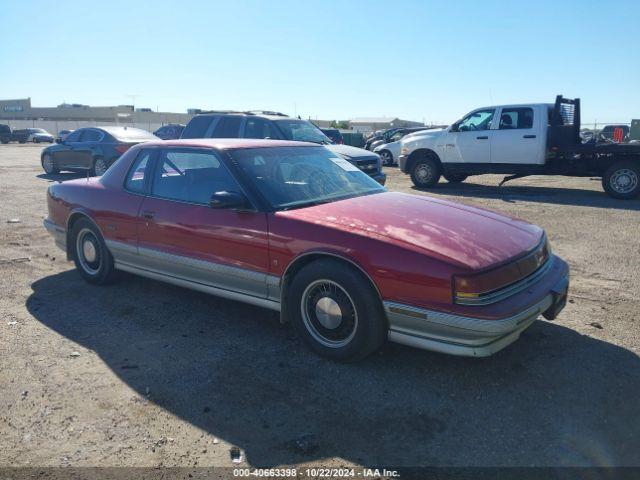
[273,119,332,144]
[231,146,385,210]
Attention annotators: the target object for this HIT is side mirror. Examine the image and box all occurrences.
[209,191,249,209]
[450,122,459,132]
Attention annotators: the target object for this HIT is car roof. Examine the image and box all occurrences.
[139,138,320,150]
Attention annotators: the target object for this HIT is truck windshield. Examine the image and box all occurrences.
[231,146,385,210]
[273,119,332,144]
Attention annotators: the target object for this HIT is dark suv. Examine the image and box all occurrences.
[181,111,385,184]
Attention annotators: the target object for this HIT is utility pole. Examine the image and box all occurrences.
[125,94,141,110]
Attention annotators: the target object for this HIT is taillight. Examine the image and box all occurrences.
[115,144,130,154]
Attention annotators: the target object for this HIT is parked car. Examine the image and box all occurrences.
[9,129,33,143]
[600,125,630,143]
[40,126,158,176]
[25,128,55,143]
[398,96,640,199]
[153,124,185,140]
[56,129,74,143]
[320,128,344,144]
[364,128,399,151]
[43,138,569,361]
[0,124,12,143]
[181,111,385,185]
[374,128,435,165]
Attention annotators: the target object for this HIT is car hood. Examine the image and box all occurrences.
[277,192,543,271]
[325,144,379,160]
[401,128,445,145]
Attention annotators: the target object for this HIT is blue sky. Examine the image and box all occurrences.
[0,0,638,124]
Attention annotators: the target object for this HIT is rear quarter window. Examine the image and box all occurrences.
[181,116,215,138]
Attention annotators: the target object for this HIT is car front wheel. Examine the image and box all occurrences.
[41,154,59,174]
[602,161,640,199]
[410,156,441,187]
[287,259,387,362]
[71,218,119,285]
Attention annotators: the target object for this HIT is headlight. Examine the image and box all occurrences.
[401,146,409,155]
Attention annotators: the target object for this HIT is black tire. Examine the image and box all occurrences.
[33,138,39,143]
[287,259,387,362]
[602,161,640,199]
[41,153,59,174]
[70,218,119,285]
[444,173,468,184]
[91,156,108,176]
[410,154,441,187]
[379,150,394,166]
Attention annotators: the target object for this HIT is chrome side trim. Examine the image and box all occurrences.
[115,261,280,312]
[105,239,278,303]
[43,218,66,252]
[456,258,553,306]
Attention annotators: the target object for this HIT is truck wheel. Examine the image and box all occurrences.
[444,173,468,184]
[379,150,394,166]
[41,154,59,174]
[602,161,640,199]
[410,156,441,187]
[287,259,387,362]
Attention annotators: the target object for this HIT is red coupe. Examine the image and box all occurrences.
[44,139,569,361]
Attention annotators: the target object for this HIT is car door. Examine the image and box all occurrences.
[73,128,103,169]
[136,147,270,298]
[53,129,84,168]
[443,108,495,164]
[491,107,540,164]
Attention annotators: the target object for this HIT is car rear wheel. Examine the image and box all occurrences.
[410,155,441,187]
[71,218,119,285]
[444,173,468,183]
[33,138,39,143]
[602,161,640,199]
[41,154,59,174]
[287,259,387,362]
[379,150,393,166]
[91,157,108,176]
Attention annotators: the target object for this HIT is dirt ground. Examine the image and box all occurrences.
[1,143,639,469]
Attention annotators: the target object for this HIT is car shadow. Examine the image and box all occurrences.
[411,181,640,211]
[27,270,640,467]
[37,172,86,182]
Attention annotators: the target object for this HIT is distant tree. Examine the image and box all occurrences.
[329,120,338,128]
[337,120,350,129]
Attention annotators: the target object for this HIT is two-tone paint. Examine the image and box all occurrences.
[44,139,570,357]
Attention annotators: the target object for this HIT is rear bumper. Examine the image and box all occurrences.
[385,267,570,357]
[43,218,66,252]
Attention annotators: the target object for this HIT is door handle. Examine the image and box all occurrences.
[141,211,155,219]
[476,136,489,140]
[523,135,537,139]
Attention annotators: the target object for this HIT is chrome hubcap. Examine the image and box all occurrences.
[82,240,97,263]
[315,297,343,329]
[416,164,431,182]
[301,279,357,348]
[611,169,637,194]
[381,152,391,165]
[76,228,101,275]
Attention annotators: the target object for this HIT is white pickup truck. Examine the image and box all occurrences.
[398,96,640,199]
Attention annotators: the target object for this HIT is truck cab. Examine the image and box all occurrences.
[398,96,640,199]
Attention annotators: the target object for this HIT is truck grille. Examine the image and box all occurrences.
[356,158,379,175]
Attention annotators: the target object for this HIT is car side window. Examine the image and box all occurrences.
[125,149,154,194]
[65,130,83,142]
[181,116,213,138]
[81,129,102,142]
[244,118,276,139]
[499,108,534,130]
[458,109,495,131]
[210,116,242,138]
[151,149,241,205]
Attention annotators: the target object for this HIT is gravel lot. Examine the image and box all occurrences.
[1,143,639,469]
